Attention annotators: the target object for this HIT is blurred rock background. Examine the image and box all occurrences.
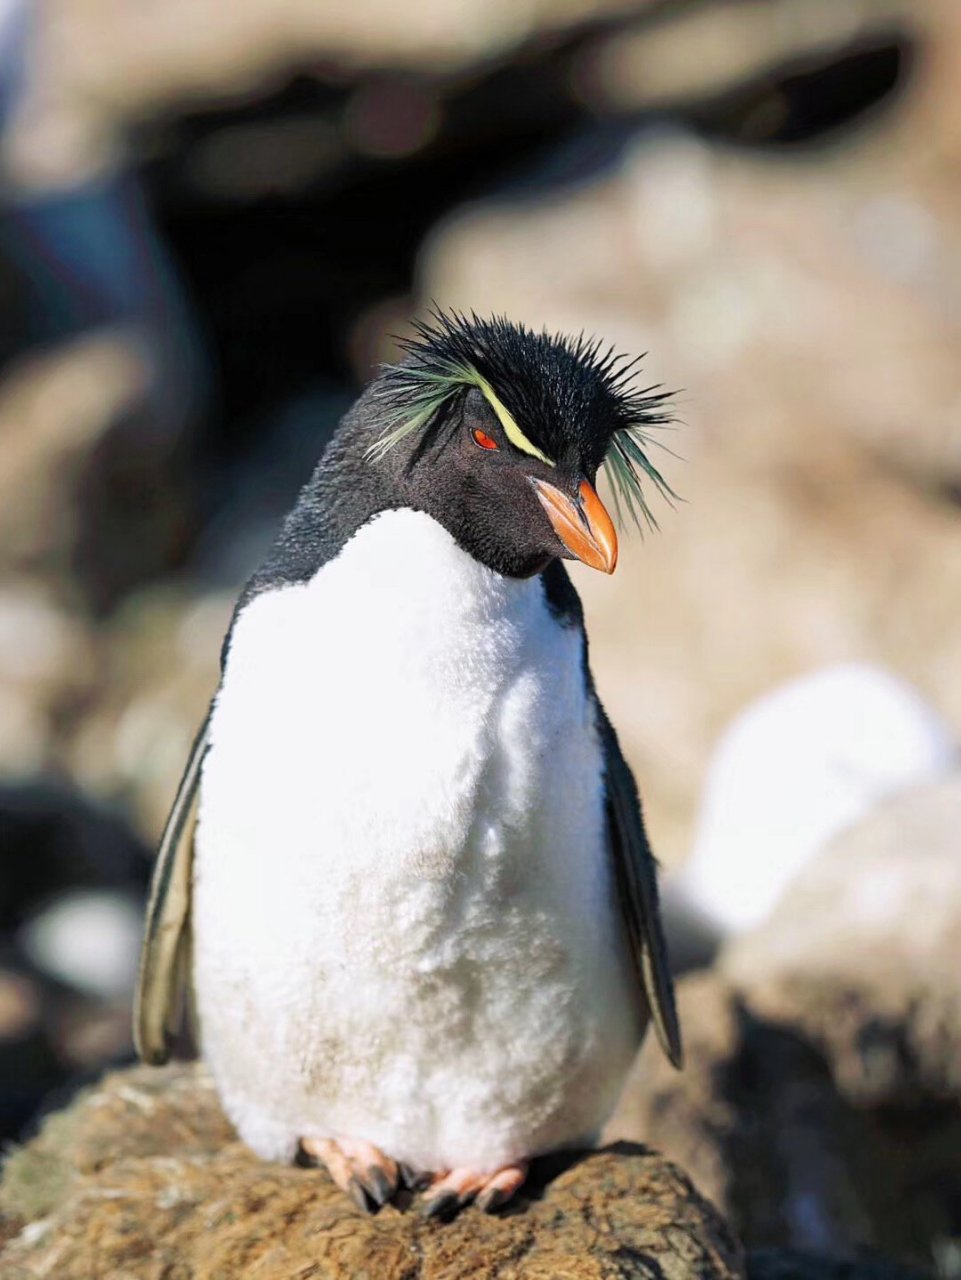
[0,0,959,1273]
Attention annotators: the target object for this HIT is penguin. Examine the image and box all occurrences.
[135,311,683,1218]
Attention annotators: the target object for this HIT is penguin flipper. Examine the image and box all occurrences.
[134,708,211,1065]
[597,703,683,1070]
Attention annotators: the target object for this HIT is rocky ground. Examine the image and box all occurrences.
[0,1059,936,1280]
[610,776,961,1275]
[7,762,958,1277]
[4,769,959,1274]
[0,1064,744,1280]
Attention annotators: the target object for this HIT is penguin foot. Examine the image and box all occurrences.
[421,1161,529,1219]
[300,1136,401,1213]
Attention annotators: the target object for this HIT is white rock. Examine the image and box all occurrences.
[20,889,143,999]
[675,663,957,935]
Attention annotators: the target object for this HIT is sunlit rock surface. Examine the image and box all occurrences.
[673,664,955,936]
[612,776,961,1274]
[0,1064,743,1280]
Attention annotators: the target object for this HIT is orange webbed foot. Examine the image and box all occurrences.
[301,1136,406,1213]
[421,1161,529,1219]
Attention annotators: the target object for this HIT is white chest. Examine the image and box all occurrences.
[192,510,638,1170]
[202,509,601,902]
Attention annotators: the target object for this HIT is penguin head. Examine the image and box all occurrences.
[366,312,676,579]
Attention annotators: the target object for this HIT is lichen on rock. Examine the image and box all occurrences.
[0,1062,744,1280]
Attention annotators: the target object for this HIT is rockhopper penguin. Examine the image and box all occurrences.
[135,311,683,1217]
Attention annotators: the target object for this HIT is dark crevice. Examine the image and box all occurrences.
[136,25,915,465]
[679,35,911,148]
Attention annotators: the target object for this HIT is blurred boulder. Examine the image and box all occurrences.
[0,334,148,573]
[1,1,207,609]
[611,776,961,1273]
[667,664,955,949]
[0,574,227,844]
[0,1063,744,1280]
[747,1251,930,1280]
[723,774,961,1104]
[0,783,149,1142]
[4,0,655,192]
[0,782,148,931]
[63,585,229,839]
[0,581,96,779]
[0,320,199,612]
[574,1,911,116]
[0,967,57,1147]
[417,0,961,864]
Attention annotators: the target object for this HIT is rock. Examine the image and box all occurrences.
[63,584,230,840]
[611,778,961,1272]
[671,664,955,938]
[747,1250,930,1280]
[573,1,911,115]
[415,0,961,863]
[0,321,199,615]
[0,1063,745,1280]
[0,783,151,1142]
[0,582,96,780]
[613,970,960,1271]
[4,0,655,191]
[723,775,961,1105]
[19,890,143,1002]
[0,335,148,575]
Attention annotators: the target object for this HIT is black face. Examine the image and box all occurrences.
[384,385,619,579]
[359,312,674,580]
[239,317,670,611]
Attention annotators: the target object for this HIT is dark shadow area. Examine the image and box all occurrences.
[681,33,912,149]
[130,21,915,556]
[0,782,149,927]
[748,1248,932,1280]
[715,1002,961,1273]
[0,9,918,612]
[0,783,148,1145]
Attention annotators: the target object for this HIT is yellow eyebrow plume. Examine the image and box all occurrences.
[476,376,555,468]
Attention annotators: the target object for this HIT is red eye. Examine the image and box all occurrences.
[472,428,499,451]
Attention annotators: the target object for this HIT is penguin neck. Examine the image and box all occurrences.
[241,417,396,605]
[235,390,550,630]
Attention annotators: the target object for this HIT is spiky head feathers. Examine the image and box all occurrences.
[368,311,676,529]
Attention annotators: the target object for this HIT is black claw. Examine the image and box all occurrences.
[399,1163,420,1190]
[364,1164,394,1206]
[421,1190,459,1220]
[347,1176,374,1214]
[477,1186,509,1214]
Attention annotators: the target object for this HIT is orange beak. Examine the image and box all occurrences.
[532,476,618,574]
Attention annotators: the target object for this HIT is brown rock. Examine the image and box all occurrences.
[0,582,97,779]
[611,780,961,1272]
[417,3,961,866]
[723,775,961,1105]
[0,1062,744,1280]
[0,335,149,571]
[574,1,910,114]
[64,585,230,841]
[611,973,882,1259]
[6,0,655,191]
[0,329,199,616]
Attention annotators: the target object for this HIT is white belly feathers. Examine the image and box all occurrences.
[193,509,639,1172]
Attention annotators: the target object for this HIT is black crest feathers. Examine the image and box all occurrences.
[368,309,678,529]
